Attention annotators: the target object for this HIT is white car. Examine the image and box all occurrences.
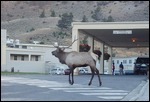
[79,68,88,74]
[49,67,64,75]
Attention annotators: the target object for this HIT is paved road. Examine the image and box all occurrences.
[1,74,147,101]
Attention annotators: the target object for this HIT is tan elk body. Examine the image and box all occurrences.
[52,40,102,86]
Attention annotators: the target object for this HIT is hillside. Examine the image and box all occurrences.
[1,1,149,22]
[1,1,149,57]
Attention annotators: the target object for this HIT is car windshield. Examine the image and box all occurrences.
[136,58,149,64]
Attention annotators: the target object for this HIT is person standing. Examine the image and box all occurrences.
[112,63,115,75]
[119,62,124,75]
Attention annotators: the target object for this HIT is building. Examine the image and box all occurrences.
[71,21,149,75]
[2,21,149,74]
[113,56,137,71]
[1,29,70,73]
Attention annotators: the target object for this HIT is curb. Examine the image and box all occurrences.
[130,80,149,101]
[121,79,148,101]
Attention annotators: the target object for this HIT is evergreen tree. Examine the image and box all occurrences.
[57,13,73,29]
[82,15,88,22]
[39,10,45,18]
[102,15,114,22]
[91,7,101,21]
[51,10,56,17]
[107,15,114,22]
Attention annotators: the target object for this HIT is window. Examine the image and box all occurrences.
[10,54,29,61]
[21,55,24,61]
[15,45,19,48]
[35,56,38,61]
[14,55,17,60]
[31,55,41,61]
[117,60,119,64]
[123,60,127,64]
[129,60,132,64]
[22,46,27,49]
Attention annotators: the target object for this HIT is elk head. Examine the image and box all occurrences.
[51,39,78,57]
[52,47,65,57]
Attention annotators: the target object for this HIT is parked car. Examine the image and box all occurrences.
[49,67,64,75]
[104,70,109,74]
[79,68,88,74]
[64,69,70,75]
[134,57,149,75]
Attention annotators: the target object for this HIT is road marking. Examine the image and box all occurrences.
[1,98,25,101]
[80,92,128,95]
[50,87,111,90]
[2,76,129,100]
[64,89,129,92]
[98,96,124,99]
[2,76,70,87]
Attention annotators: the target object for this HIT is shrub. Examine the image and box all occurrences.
[51,10,56,17]
[30,27,35,32]
[57,13,73,29]
[39,10,45,18]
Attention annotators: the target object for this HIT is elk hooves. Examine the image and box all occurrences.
[88,82,92,86]
[69,80,74,85]
[70,82,74,85]
[99,82,102,86]
[69,80,72,84]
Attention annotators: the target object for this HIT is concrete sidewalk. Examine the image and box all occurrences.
[135,80,149,101]
[121,79,149,101]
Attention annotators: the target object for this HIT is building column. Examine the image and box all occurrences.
[72,28,79,52]
[99,42,104,74]
[72,28,79,75]
[87,36,94,73]
[29,54,31,61]
[87,36,94,52]
[1,29,7,71]
[107,46,112,74]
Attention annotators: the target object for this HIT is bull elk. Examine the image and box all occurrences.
[51,39,102,86]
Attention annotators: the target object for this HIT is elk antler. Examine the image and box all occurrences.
[63,38,78,48]
[52,35,78,49]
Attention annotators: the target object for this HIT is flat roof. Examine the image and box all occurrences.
[72,21,149,47]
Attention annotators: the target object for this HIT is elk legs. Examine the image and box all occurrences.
[88,69,95,85]
[68,67,74,85]
[89,67,102,86]
[95,68,102,86]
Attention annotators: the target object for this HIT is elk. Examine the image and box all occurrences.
[51,39,102,86]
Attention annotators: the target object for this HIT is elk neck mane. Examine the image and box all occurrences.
[57,51,71,64]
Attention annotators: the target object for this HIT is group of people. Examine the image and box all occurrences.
[112,62,124,75]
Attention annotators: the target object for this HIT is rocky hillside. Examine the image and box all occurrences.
[1,1,149,22]
[1,1,149,57]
